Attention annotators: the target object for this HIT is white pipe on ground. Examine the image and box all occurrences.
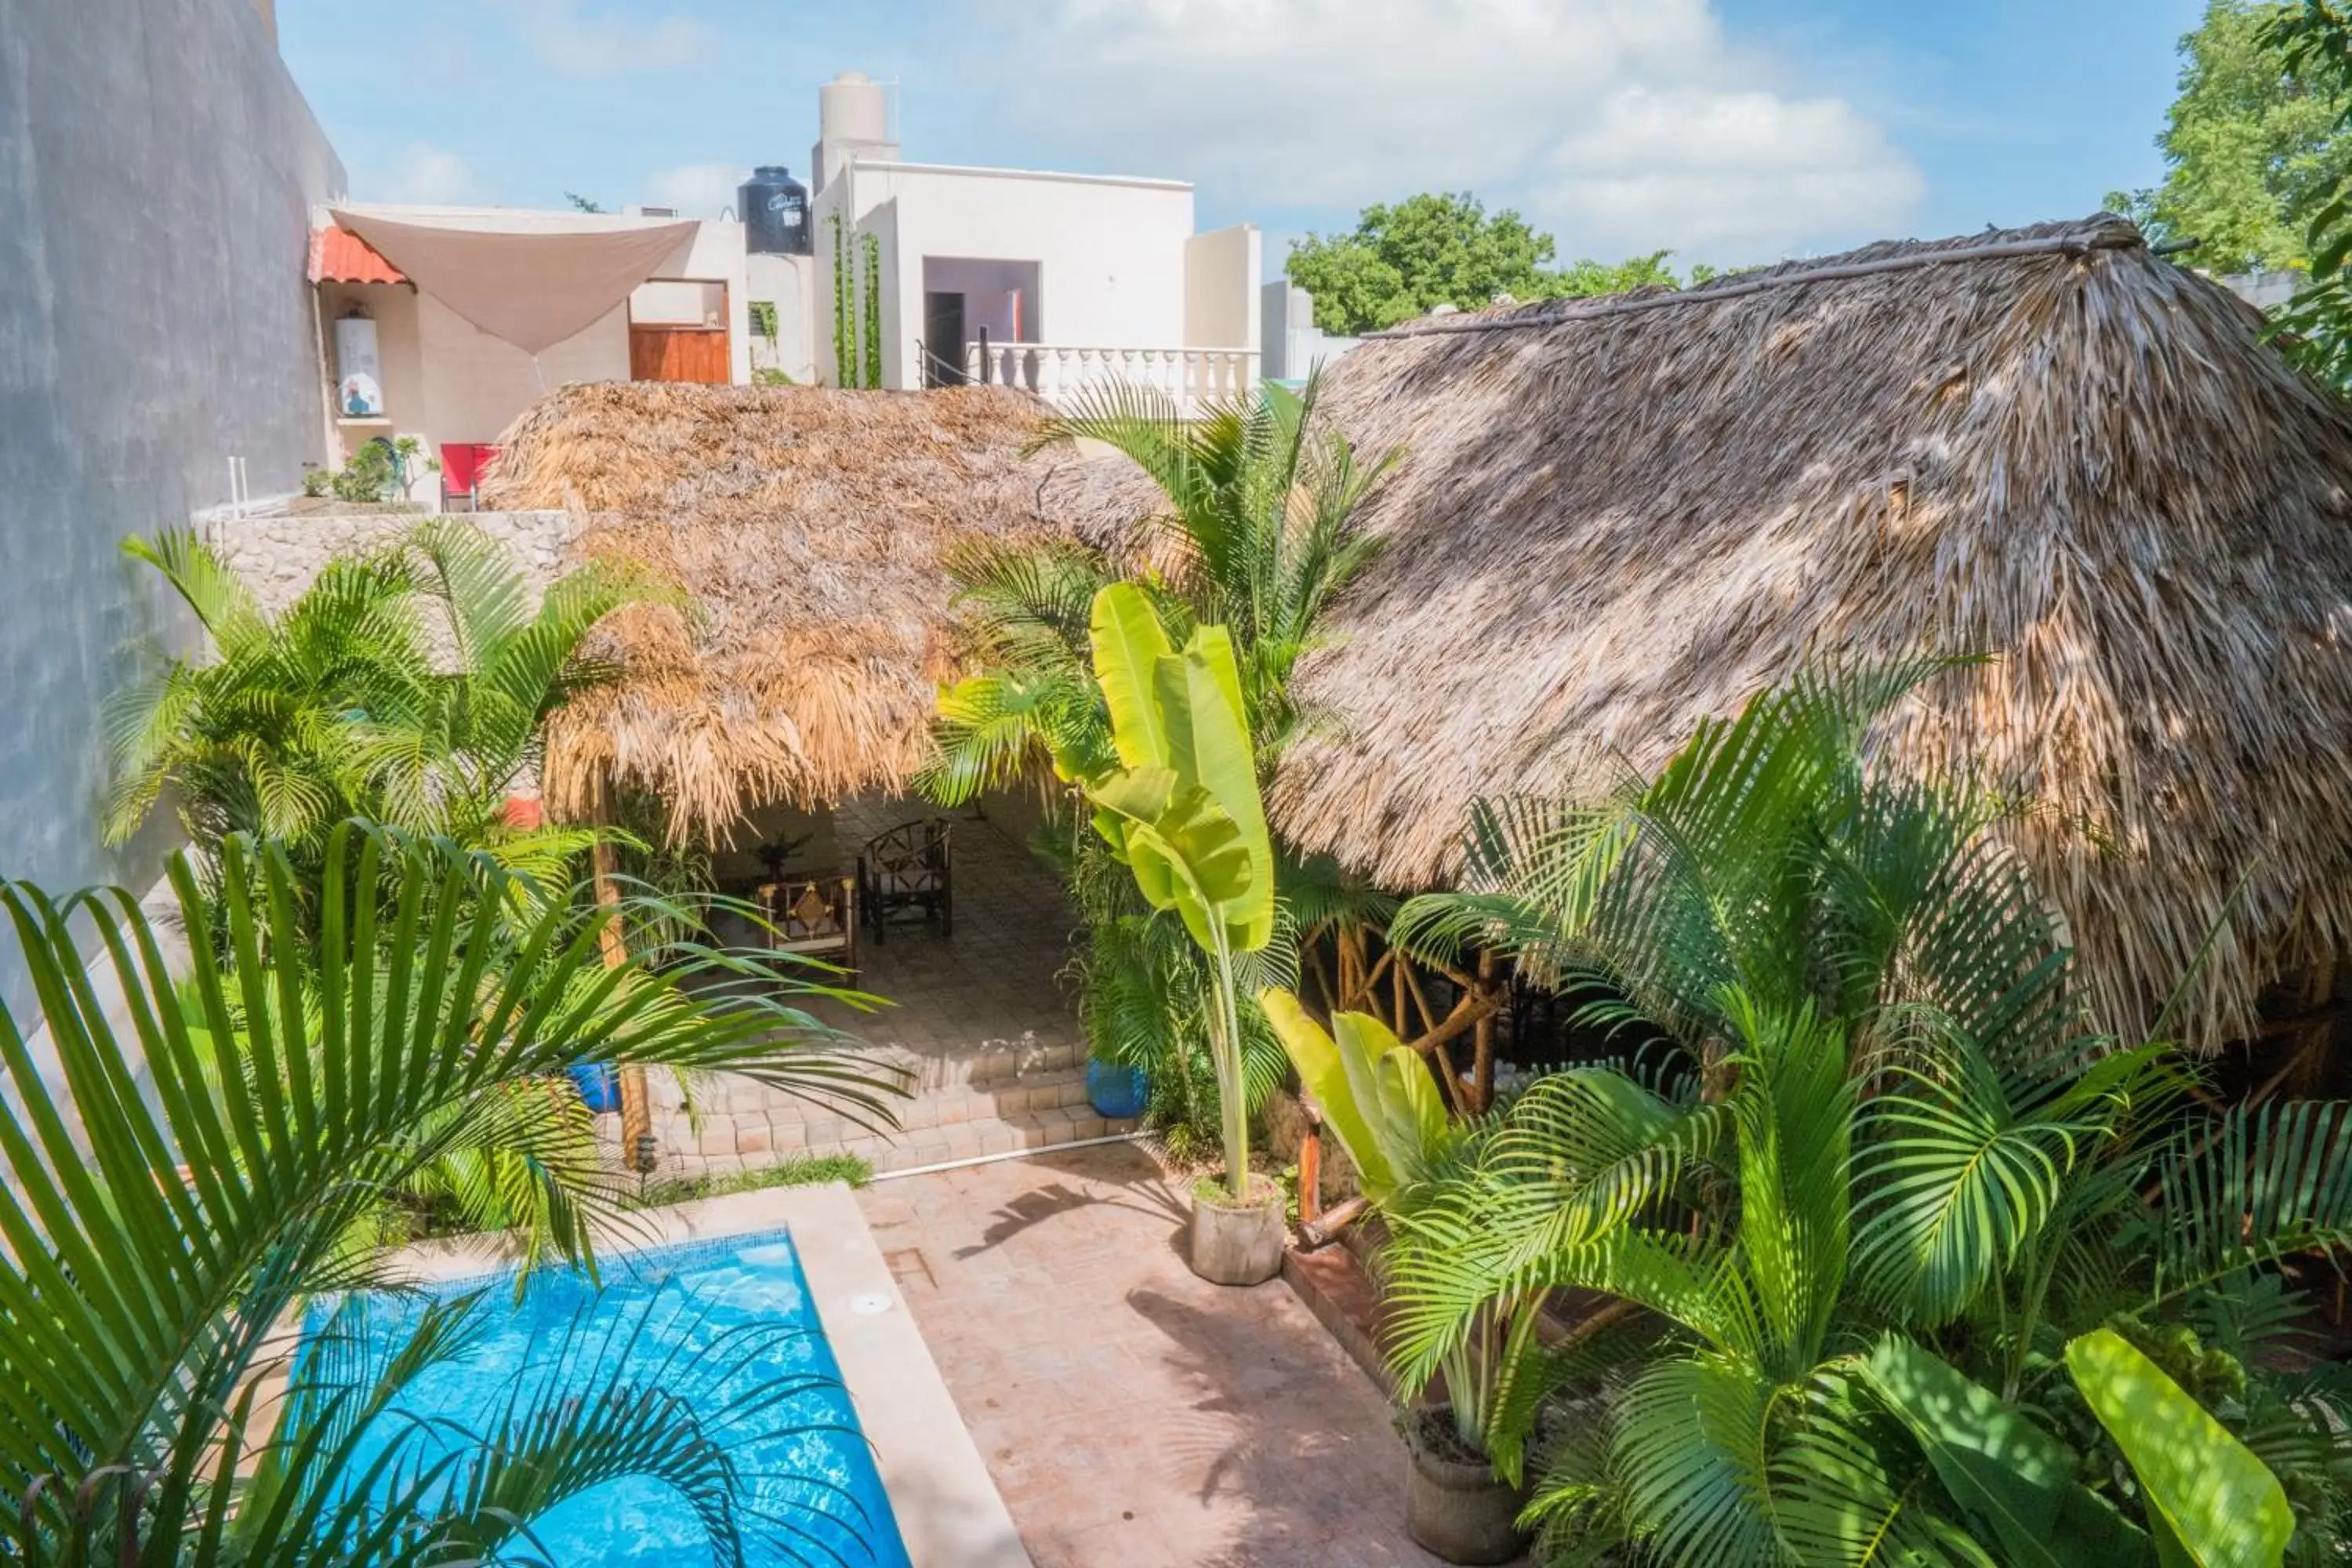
[868,1129,1149,1183]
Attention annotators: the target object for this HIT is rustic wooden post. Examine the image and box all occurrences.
[1469,949,1500,1115]
[587,768,654,1173]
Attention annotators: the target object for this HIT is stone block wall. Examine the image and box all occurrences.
[206,510,580,617]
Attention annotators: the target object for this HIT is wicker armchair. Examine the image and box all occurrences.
[858,818,953,943]
[757,873,858,975]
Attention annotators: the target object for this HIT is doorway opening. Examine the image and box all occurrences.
[920,258,1041,389]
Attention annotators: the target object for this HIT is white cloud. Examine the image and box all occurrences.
[1538,88,1925,256]
[643,162,749,219]
[973,0,1923,263]
[505,0,713,78]
[370,143,488,205]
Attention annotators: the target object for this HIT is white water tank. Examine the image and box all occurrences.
[812,71,898,194]
[820,72,888,143]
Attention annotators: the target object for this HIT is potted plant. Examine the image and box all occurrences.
[1072,583,1283,1284]
[1260,992,1530,1564]
[1085,1056,1149,1120]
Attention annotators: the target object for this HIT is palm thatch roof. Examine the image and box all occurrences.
[481,382,1070,833]
[1247,216,2352,1051]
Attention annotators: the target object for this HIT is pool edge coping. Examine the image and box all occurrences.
[387,1183,1033,1568]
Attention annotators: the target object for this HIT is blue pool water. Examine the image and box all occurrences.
[303,1229,911,1567]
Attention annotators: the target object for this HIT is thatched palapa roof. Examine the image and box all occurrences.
[1250,216,2352,1050]
[483,383,1066,833]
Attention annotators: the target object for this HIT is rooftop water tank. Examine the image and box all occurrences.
[739,166,811,256]
[818,71,889,146]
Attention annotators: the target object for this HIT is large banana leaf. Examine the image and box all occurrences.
[0,821,895,1561]
[1863,1335,2150,1568]
[1258,991,1451,1207]
[2064,1329,2293,1568]
[1088,578,1176,773]
[1083,583,1272,958]
[1155,622,1274,953]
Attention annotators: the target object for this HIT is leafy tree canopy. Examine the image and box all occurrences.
[2107,0,2352,273]
[1283,191,1693,336]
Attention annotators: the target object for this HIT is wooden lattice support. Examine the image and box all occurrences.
[1319,926,1507,1118]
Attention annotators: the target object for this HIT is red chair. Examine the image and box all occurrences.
[440,443,501,512]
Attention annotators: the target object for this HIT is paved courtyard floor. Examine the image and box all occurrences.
[822,795,1085,1069]
[858,1143,1454,1567]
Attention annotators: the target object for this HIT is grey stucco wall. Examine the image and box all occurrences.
[0,0,343,1011]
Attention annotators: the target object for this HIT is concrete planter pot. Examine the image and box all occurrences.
[1403,1407,1531,1566]
[1187,1175,1285,1287]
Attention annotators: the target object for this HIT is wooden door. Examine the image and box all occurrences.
[630,325,731,384]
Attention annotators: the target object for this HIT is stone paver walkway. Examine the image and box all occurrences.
[858,1144,1449,1568]
[648,796,1104,1179]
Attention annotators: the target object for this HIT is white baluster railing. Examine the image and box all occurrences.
[962,343,1261,415]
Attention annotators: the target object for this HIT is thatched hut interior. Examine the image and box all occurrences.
[1170,215,2352,1072]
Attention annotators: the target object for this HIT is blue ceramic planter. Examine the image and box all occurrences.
[567,1062,621,1114]
[1086,1059,1149,1120]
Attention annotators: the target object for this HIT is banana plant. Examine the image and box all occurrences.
[1077,582,1274,1200]
[2065,1329,2295,1568]
[1258,989,1455,1210]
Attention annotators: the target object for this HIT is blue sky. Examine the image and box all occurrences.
[282,0,2204,274]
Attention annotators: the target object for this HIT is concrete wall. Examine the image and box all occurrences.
[1261,280,1363,382]
[0,0,343,1010]
[747,252,818,383]
[826,161,1196,389]
[1184,224,1261,350]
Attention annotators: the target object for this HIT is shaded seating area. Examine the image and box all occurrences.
[760,872,859,975]
[861,817,953,942]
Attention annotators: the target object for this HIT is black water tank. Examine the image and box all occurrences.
[741,166,811,256]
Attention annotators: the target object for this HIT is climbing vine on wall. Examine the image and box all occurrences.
[829,215,855,387]
[862,233,883,389]
[827,217,888,389]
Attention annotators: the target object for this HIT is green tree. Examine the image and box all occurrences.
[106,522,660,895]
[2108,0,2352,273]
[1284,191,1684,335]
[2267,2,2352,387]
[1383,664,2352,1563]
[924,374,1394,1157]
[0,824,895,1563]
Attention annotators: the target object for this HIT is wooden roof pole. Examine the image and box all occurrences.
[587,766,654,1172]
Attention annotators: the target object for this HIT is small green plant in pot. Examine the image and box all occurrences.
[1080,582,1282,1283]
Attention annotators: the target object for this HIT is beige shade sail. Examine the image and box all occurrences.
[329,207,698,354]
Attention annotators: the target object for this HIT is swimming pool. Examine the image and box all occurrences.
[303,1226,913,1567]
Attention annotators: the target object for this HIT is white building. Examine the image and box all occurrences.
[311,206,750,503]
[306,71,1261,510]
[802,72,1261,409]
[1260,280,1363,384]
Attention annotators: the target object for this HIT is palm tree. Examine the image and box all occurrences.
[1027,369,1394,753]
[928,369,1395,797]
[1385,663,2352,1563]
[925,372,1396,1156]
[0,822,897,1563]
[107,522,660,887]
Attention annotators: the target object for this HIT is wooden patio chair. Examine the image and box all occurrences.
[858,818,952,943]
[757,873,858,977]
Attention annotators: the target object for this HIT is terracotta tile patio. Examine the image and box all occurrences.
[858,1143,1455,1567]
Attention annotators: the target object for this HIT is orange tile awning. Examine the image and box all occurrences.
[309,223,409,287]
